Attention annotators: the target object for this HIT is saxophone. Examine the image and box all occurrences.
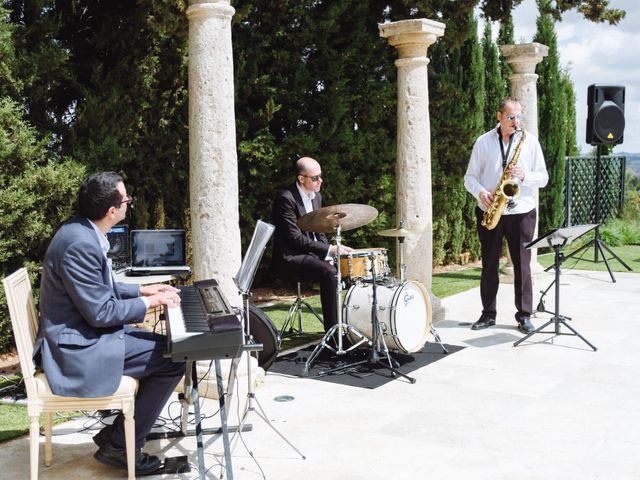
[481,130,526,230]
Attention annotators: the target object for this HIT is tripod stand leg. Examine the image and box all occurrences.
[598,239,632,270]
[303,324,338,376]
[300,299,324,325]
[279,301,300,339]
[190,364,207,480]
[594,239,617,282]
[214,360,234,480]
[430,325,448,354]
[304,324,369,375]
[375,336,416,384]
[247,394,306,459]
[513,318,554,347]
[279,298,324,346]
[561,239,592,265]
[557,319,598,351]
[597,238,632,280]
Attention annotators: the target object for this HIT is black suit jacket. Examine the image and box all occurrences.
[272,183,329,272]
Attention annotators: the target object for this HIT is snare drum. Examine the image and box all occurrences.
[339,248,390,282]
[343,280,431,353]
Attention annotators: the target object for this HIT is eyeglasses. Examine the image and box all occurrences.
[503,114,522,121]
[120,194,134,206]
[303,174,322,182]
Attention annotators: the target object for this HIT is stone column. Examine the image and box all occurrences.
[187,0,241,302]
[499,42,549,279]
[379,19,446,322]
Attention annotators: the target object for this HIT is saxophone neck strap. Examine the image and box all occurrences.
[497,127,515,168]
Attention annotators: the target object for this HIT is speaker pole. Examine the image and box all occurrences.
[563,145,632,281]
[594,145,602,263]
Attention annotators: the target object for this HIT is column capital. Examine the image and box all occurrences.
[189,0,231,5]
[187,0,234,20]
[379,19,445,58]
[499,42,549,74]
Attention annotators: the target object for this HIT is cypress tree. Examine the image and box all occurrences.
[497,14,514,94]
[0,9,85,350]
[481,20,507,130]
[233,0,401,258]
[430,10,484,265]
[534,0,567,231]
[561,70,580,157]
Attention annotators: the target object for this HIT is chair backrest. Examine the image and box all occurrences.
[2,268,40,388]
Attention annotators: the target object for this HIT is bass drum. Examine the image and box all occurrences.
[343,281,432,353]
[247,304,280,370]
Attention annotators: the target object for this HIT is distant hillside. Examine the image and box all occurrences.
[619,152,640,177]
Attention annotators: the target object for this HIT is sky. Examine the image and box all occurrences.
[492,0,639,154]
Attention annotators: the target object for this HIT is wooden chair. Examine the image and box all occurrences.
[2,268,137,480]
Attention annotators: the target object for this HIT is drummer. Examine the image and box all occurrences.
[272,157,354,332]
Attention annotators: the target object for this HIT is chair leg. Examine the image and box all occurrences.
[30,415,40,480]
[123,408,136,480]
[44,411,53,466]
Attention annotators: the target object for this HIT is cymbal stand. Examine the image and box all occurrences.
[396,227,447,354]
[318,253,416,383]
[304,223,368,375]
[228,291,305,464]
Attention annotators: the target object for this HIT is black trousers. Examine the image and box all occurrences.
[110,329,185,449]
[476,207,537,321]
[276,254,338,332]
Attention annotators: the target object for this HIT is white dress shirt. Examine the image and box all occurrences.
[89,221,149,308]
[464,127,549,215]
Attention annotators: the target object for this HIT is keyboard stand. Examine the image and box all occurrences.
[147,359,252,480]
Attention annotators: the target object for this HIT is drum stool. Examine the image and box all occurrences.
[278,281,324,345]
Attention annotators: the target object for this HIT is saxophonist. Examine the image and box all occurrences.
[464,97,548,334]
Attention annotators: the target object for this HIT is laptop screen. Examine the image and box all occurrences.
[130,230,187,268]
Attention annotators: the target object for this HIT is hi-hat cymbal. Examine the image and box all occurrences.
[378,226,420,238]
[297,203,378,233]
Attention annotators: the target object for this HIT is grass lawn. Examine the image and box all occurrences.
[0,375,83,443]
[537,243,639,273]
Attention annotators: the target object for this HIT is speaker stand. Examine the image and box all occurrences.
[561,145,632,282]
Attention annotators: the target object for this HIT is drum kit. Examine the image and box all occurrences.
[298,203,447,380]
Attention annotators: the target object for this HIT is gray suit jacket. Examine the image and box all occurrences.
[34,217,147,397]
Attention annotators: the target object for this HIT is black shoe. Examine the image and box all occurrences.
[471,314,496,330]
[94,442,162,476]
[92,424,113,449]
[517,317,535,334]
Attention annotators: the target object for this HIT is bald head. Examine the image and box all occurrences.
[295,156,323,194]
[295,157,320,176]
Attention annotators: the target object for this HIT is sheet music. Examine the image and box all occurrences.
[234,220,275,294]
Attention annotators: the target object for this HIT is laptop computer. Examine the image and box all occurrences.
[127,229,191,276]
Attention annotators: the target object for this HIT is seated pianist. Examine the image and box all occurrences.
[272,156,354,332]
[34,172,185,476]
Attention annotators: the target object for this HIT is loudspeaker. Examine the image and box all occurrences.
[586,84,625,145]
[107,224,130,269]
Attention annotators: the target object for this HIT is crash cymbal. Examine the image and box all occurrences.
[378,226,420,238]
[297,203,378,233]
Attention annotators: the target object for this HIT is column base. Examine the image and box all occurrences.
[430,292,446,323]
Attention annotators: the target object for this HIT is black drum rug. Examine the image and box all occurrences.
[269,342,464,389]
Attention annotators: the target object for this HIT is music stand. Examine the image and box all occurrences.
[230,220,305,461]
[513,224,598,351]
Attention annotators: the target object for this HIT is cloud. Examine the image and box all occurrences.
[512,0,639,153]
